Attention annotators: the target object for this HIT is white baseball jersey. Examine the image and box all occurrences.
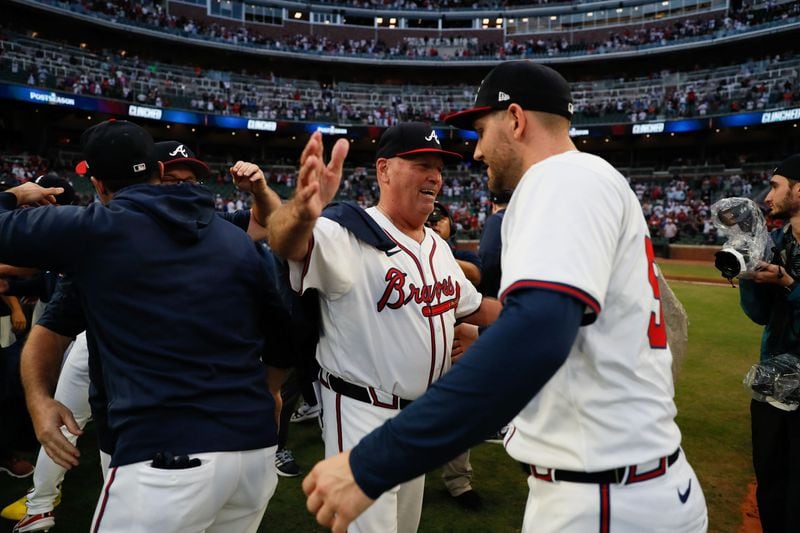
[289,207,482,400]
[501,150,681,471]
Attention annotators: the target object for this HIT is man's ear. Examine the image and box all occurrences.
[375,158,390,184]
[507,103,527,140]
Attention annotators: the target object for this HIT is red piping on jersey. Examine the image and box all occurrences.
[298,235,315,294]
[336,393,343,453]
[427,240,450,380]
[384,230,439,388]
[92,466,117,533]
[599,484,611,533]
[500,279,601,316]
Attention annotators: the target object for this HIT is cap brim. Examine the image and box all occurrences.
[444,106,494,131]
[163,158,211,179]
[75,160,89,175]
[395,148,463,162]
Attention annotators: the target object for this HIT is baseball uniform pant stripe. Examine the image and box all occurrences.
[599,484,610,533]
[92,466,117,533]
[336,392,344,453]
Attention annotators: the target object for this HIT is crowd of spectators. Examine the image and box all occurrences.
[0,150,775,244]
[2,26,799,129]
[49,0,800,63]
[313,0,563,9]
[635,171,769,245]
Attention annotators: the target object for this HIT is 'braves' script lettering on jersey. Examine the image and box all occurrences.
[377,268,459,316]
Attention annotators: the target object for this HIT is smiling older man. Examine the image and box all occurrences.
[267,123,500,533]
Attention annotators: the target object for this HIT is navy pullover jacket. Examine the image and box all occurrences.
[0,183,292,466]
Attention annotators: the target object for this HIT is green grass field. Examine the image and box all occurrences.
[0,274,762,532]
[657,261,724,281]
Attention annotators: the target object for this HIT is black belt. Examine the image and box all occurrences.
[321,372,413,410]
[529,448,680,485]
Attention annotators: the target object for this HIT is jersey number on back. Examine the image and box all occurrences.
[645,236,667,349]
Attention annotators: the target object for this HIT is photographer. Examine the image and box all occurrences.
[738,153,800,533]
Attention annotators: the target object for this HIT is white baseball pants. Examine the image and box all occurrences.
[320,385,424,533]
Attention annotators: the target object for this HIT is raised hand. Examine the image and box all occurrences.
[230,161,267,194]
[294,132,350,220]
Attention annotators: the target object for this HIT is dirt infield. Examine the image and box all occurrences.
[739,482,761,533]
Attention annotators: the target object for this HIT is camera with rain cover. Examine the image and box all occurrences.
[710,198,773,281]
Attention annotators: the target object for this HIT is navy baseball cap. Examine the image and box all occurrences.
[490,190,513,204]
[376,122,462,163]
[34,173,76,205]
[77,119,158,183]
[427,201,452,224]
[445,61,573,130]
[774,154,800,182]
[155,141,210,179]
[0,175,19,192]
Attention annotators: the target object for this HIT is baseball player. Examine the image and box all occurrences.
[425,202,483,510]
[0,120,293,533]
[6,142,280,533]
[302,61,708,533]
[267,123,501,532]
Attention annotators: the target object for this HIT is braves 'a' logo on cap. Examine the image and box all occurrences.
[498,91,510,102]
[168,145,189,158]
[424,130,440,145]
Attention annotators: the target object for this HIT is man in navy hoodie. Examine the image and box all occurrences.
[0,120,292,533]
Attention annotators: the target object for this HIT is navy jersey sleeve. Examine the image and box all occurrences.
[37,277,86,338]
[477,211,503,297]
[0,194,89,271]
[217,210,251,232]
[453,249,482,270]
[257,246,295,369]
[349,288,583,498]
